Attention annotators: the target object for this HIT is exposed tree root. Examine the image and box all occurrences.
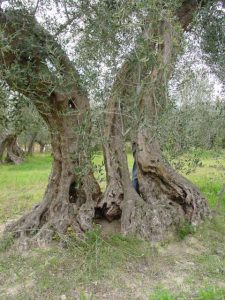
[4,167,101,247]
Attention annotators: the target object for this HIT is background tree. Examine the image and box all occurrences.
[0,84,24,164]
[199,1,225,86]
[18,105,50,154]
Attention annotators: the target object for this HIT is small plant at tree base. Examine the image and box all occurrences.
[176,220,196,240]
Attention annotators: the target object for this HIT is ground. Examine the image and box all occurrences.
[0,151,225,299]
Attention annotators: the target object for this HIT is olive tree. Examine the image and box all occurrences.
[0,0,216,245]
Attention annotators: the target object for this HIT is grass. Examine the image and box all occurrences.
[0,154,52,222]
[0,150,225,299]
[186,152,225,208]
[0,228,153,299]
[149,287,225,300]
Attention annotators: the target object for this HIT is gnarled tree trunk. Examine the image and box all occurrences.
[102,0,211,241]
[98,79,132,222]
[0,9,101,244]
[120,129,210,241]
[0,1,211,244]
[6,101,101,243]
[122,2,211,240]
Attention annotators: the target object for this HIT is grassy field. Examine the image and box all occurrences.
[0,151,225,299]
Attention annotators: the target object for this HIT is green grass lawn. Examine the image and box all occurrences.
[0,154,52,222]
[0,151,225,299]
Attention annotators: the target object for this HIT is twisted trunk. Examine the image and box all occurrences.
[121,130,210,241]
[98,88,131,222]
[0,9,101,244]
[122,3,211,239]
[6,101,101,243]
[0,2,211,244]
[102,1,211,241]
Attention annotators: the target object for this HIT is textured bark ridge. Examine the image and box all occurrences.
[97,63,134,222]
[137,132,209,224]
[121,130,210,241]
[98,110,124,221]
[98,96,129,222]
[102,111,211,242]
[0,9,101,245]
[0,133,24,164]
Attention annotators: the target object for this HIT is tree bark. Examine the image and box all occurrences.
[121,129,210,241]
[98,65,132,221]
[0,9,101,244]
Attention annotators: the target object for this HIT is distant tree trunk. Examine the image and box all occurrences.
[0,133,24,164]
[39,143,45,153]
[27,133,37,155]
[0,10,101,244]
[0,133,8,162]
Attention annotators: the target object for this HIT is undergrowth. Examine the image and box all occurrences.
[149,286,225,300]
[176,220,196,240]
[0,151,225,298]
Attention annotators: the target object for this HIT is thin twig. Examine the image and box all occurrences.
[33,0,40,15]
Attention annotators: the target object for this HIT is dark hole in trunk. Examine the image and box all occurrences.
[69,181,77,203]
[94,207,105,219]
[94,203,122,222]
[68,99,76,110]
